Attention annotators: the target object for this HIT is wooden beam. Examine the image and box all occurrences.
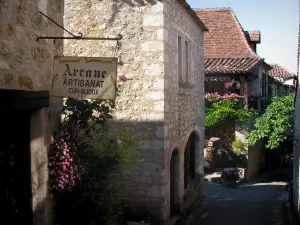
[244,77,249,108]
[0,89,49,110]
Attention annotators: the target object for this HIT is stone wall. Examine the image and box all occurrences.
[0,0,64,224]
[0,0,63,91]
[163,0,205,216]
[64,0,205,223]
[64,0,166,222]
[246,139,267,180]
[30,108,52,225]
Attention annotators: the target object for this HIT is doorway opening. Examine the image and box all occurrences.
[0,110,33,225]
[184,132,198,189]
[170,149,180,218]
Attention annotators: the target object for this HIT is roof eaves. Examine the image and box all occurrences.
[248,59,272,74]
[262,61,273,71]
[204,57,263,75]
[268,64,297,78]
[178,0,208,31]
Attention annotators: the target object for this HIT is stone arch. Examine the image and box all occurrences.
[170,148,180,217]
[184,131,200,189]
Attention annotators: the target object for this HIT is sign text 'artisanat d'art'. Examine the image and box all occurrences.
[53,57,117,100]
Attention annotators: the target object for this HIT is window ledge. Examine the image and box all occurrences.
[179,82,195,95]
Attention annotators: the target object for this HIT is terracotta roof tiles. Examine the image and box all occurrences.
[194,8,256,58]
[268,64,296,79]
[205,58,262,74]
[194,8,270,74]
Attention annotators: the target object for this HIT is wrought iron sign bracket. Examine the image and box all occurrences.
[36,11,122,42]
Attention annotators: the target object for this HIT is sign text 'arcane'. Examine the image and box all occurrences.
[52,57,117,100]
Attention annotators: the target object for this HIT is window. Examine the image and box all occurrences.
[184,40,190,83]
[178,35,191,85]
[261,73,267,97]
[272,85,276,97]
[284,87,288,96]
[178,36,183,82]
[279,85,284,96]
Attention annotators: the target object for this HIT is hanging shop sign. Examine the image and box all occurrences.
[53,57,117,100]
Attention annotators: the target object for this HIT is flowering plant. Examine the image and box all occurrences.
[48,138,81,192]
[221,168,239,180]
[224,93,239,101]
[205,92,221,102]
[224,79,241,90]
[119,75,128,82]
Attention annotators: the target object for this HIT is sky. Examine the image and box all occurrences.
[187,0,299,74]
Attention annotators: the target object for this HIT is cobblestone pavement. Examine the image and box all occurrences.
[182,167,297,225]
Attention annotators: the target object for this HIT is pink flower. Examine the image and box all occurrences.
[205,92,220,102]
[119,75,128,82]
[230,93,239,97]
[116,139,122,145]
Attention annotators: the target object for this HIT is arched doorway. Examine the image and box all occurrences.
[184,132,199,189]
[170,149,180,217]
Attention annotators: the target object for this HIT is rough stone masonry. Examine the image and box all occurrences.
[64,0,206,224]
[0,0,64,224]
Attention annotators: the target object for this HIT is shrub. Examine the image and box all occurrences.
[49,98,143,225]
[204,98,253,128]
[246,94,295,149]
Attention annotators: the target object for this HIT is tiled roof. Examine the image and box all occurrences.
[178,0,208,31]
[268,64,296,79]
[194,8,270,74]
[205,58,262,74]
[194,8,257,58]
[244,31,261,43]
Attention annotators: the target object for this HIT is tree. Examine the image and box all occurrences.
[246,94,295,149]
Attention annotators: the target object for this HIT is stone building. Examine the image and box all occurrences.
[63,0,207,224]
[268,64,297,96]
[0,0,63,225]
[195,8,272,112]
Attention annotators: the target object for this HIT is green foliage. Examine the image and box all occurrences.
[231,139,247,156]
[58,98,115,146]
[204,99,253,128]
[52,98,143,225]
[246,94,295,149]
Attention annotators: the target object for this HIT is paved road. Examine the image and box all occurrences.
[184,167,295,225]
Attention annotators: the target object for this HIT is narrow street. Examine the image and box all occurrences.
[182,166,298,225]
